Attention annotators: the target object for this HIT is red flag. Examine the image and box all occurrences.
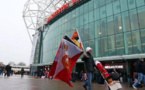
[71,29,84,50]
[49,35,83,87]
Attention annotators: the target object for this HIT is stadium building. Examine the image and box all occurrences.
[23,0,145,80]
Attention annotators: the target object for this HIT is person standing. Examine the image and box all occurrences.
[132,58,144,89]
[20,68,25,78]
[81,47,95,90]
[5,64,11,77]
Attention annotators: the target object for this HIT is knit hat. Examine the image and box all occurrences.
[86,47,92,52]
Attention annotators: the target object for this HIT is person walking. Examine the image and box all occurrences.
[132,58,144,89]
[81,47,95,90]
[20,68,25,78]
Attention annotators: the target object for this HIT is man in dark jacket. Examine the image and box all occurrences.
[5,64,11,77]
[82,47,95,90]
[132,58,144,89]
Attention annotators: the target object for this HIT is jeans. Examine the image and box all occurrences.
[83,72,93,90]
[143,74,145,86]
[132,73,143,87]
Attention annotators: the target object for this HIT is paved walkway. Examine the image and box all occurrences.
[0,75,144,90]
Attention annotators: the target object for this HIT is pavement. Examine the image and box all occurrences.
[0,75,145,90]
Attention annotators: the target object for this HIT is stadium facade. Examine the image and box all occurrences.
[24,0,145,77]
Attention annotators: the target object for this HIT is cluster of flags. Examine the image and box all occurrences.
[49,29,84,87]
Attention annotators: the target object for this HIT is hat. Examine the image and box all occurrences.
[86,47,92,52]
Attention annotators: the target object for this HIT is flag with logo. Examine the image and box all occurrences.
[71,29,84,50]
[49,35,83,87]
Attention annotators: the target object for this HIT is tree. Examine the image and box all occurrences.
[17,62,26,66]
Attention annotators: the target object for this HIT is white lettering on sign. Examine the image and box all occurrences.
[104,65,123,69]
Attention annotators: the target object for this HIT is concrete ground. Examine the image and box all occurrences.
[0,75,144,90]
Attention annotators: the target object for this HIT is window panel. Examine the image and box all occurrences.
[121,11,131,32]
[108,35,116,56]
[89,10,94,23]
[84,13,89,24]
[136,0,145,7]
[101,18,107,37]
[124,32,133,54]
[84,24,89,41]
[132,30,142,53]
[114,14,123,34]
[137,6,145,29]
[113,0,121,14]
[115,34,125,55]
[84,3,89,14]
[95,20,101,38]
[128,0,136,9]
[94,8,100,20]
[89,22,95,40]
[100,6,106,19]
[141,29,145,53]
[129,9,139,30]
[107,16,114,35]
[106,2,113,16]
[120,0,128,12]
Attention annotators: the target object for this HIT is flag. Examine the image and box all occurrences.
[71,29,84,50]
[49,35,83,87]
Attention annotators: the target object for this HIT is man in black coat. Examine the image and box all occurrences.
[132,58,144,89]
[5,64,11,77]
[82,47,95,90]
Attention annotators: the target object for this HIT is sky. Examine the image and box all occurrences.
[0,0,32,66]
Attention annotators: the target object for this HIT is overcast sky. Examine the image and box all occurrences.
[0,0,32,66]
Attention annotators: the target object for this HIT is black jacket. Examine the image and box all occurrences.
[81,52,95,72]
[136,59,144,73]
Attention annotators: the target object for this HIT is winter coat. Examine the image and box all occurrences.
[81,52,95,72]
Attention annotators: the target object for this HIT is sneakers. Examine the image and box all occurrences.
[132,85,137,89]
[83,85,87,90]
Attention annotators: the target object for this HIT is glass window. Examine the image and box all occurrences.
[121,11,131,32]
[127,0,136,9]
[98,37,108,56]
[106,0,112,4]
[76,16,80,27]
[124,32,133,54]
[89,0,94,11]
[114,14,123,34]
[89,22,95,40]
[129,9,139,30]
[99,0,105,6]
[84,3,89,14]
[80,5,84,15]
[136,0,145,7]
[101,18,107,37]
[115,34,125,55]
[120,0,128,12]
[100,6,106,19]
[89,40,95,56]
[106,2,113,16]
[83,13,89,25]
[113,0,121,14]
[89,10,94,23]
[107,16,114,35]
[95,20,101,38]
[94,8,100,20]
[137,6,145,29]
[132,30,142,53]
[141,29,145,53]
[94,0,99,9]
[80,15,84,26]
[76,8,80,17]
[79,26,84,41]
[84,24,89,41]
[95,38,99,57]
[108,35,116,56]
